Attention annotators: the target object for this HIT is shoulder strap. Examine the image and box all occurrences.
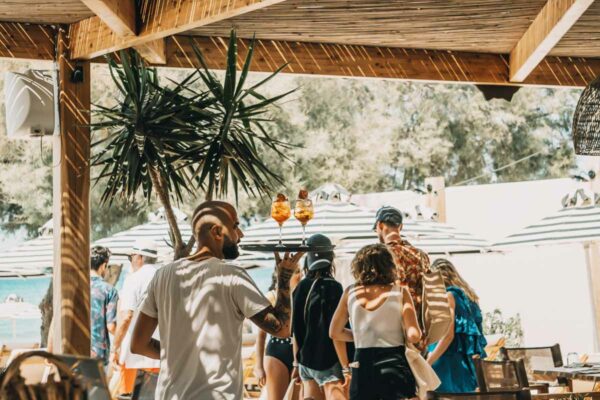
[304,278,319,323]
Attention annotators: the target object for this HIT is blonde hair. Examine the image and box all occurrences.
[431,258,479,304]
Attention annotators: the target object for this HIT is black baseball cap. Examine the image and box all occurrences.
[373,206,404,230]
[305,234,334,271]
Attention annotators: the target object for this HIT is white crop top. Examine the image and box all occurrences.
[348,284,405,349]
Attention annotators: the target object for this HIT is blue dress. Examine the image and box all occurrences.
[428,286,487,393]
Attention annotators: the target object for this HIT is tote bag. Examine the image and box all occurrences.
[421,270,452,345]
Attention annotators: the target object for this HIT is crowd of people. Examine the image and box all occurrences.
[82,200,487,399]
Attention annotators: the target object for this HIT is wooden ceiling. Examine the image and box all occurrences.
[188,0,600,58]
[0,0,599,87]
[0,1,93,24]
[551,0,600,57]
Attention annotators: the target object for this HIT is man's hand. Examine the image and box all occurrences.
[274,251,304,279]
[110,351,121,370]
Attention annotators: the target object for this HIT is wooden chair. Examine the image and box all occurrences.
[56,354,110,400]
[475,358,531,392]
[500,344,567,390]
[427,390,532,400]
[532,394,600,400]
[131,369,158,400]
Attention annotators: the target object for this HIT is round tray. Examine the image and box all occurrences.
[240,243,335,253]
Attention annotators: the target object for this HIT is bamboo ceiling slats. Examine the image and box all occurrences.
[70,0,286,60]
[165,36,600,87]
[0,23,55,61]
[189,0,549,54]
[0,1,93,24]
[552,0,600,57]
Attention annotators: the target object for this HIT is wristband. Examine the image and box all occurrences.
[292,361,299,367]
[342,367,351,375]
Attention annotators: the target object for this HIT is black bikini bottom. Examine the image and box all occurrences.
[265,337,293,374]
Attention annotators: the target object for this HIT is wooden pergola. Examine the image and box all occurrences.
[1,0,599,355]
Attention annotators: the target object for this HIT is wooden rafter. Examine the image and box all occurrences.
[510,0,594,82]
[165,36,600,88]
[79,0,136,36]
[79,0,165,63]
[135,38,167,64]
[0,23,55,61]
[70,0,287,60]
[0,21,597,88]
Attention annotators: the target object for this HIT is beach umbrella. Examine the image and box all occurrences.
[0,297,41,340]
[0,222,54,277]
[94,208,193,263]
[0,209,194,275]
[493,189,600,349]
[240,201,489,256]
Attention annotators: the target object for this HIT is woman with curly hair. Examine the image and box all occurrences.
[330,243,421,400]
[427,259,487,393]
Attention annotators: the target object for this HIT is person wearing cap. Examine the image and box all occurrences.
[373,206,431,330]
[111,239,161,395]
[291,233,350,400]
[129,201,302,400]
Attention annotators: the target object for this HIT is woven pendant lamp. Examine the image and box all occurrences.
[572,76,600,155]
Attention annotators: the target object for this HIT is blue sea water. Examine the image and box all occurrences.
[0,267,274,344]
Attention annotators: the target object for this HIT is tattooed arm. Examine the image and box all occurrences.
[250,252,303,338]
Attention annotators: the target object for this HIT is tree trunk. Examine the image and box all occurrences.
[148,166,187,260]
[39,279,53,347]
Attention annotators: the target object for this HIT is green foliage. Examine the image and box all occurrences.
[233,78,579,217]
[483,309,524,347]
[0,57,582,240]
[90,31,293,257]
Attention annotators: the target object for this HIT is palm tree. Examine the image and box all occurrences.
[91,31,294,259]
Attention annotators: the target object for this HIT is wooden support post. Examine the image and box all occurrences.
[585,243,600,351]
[586,159,600,351]
[425,177,447,223]
[52,27,91,356]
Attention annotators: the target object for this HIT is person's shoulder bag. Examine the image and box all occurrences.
[421,270,452,345]
[401,286,441,399]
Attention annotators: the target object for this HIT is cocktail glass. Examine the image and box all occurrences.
[271,197,291,247]
[294,199,314,247]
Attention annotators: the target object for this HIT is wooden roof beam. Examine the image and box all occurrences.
[510,0,594,82]
[163,36,600,88]
[70,0,287,60]
[79,0,136,36]
[79,0,166,64]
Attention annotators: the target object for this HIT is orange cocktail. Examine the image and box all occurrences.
[294,189,314,247]
[271,194,291,247]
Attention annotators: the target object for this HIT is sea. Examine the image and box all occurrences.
[0,266,274,345]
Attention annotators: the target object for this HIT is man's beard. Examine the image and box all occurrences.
[222,235,240,260]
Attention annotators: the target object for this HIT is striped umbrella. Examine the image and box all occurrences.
[493,191,600,350]
[94,208,193,263]
[0,233,53,276]
[493,204,600,248]
[0,209,194,276]
[240,201,489,256]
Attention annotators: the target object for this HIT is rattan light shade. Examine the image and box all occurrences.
[573,76,600,155]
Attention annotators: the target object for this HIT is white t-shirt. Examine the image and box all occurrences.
[140,257,271,400]
[119,264,161,369]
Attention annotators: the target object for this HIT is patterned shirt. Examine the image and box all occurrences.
[385,238,430,326]
[90,275,119,364]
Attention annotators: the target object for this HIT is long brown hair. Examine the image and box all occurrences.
[431,258,479,304]
[351,244,397,285]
